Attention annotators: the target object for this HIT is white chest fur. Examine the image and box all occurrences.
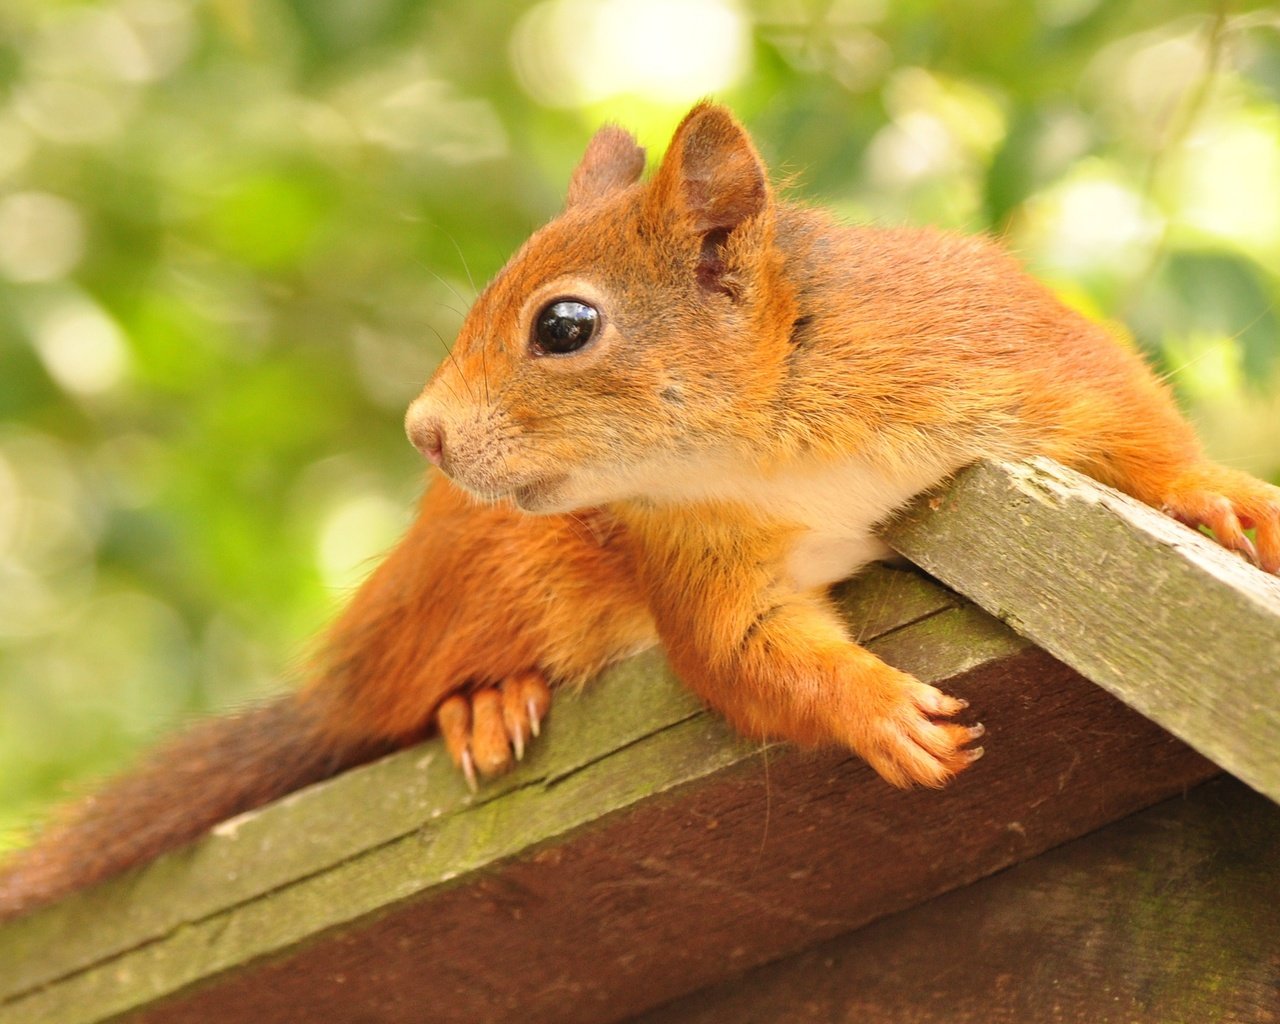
[765,457,951,590]
[646,454,956,592]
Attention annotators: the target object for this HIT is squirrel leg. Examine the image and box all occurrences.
[436,671,552,791]
[629,511,983,788]
[313,474,650,789]
[701,594,983,788]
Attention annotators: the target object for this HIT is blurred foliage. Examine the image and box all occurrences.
[1,0,1278,846]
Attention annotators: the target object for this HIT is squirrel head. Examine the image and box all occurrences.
[406,102,797,512]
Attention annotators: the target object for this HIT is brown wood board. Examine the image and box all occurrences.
[637,776,1280,1024]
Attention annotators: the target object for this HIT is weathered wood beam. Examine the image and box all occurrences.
[0,566,1214,1024]
[636,776,1280,1024]
[883,457,1280,803]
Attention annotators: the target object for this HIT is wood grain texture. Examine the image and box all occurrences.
[883,457,1280,803]
[0,568,1215,1024]
[637,776,1280,1024]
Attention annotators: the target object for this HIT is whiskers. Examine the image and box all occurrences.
[421,321,467,406]
[417,221,503,408]
[1154,305,1273,390]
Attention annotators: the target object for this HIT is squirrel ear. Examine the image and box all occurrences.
[566,125,646,208]
[651,103,769,234]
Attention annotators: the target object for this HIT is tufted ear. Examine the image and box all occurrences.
[649,102,769,234]
[566,125,646,208]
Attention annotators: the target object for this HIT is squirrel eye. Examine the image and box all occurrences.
[533,299,599,356]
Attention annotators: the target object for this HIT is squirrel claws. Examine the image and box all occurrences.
[433,671,553,788]
[1206,501,1258,565]
[1161,472,1280,575]
[861,677,984,788]
[460,748,478,793]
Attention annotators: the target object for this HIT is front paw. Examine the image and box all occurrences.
[434,671,552,791]
[857,673,985,789]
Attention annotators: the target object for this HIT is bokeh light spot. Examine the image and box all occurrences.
[0,192,86,283]
[511,0,751,108]
[32,294,131,397]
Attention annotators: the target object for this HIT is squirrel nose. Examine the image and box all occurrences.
[407,415,445,468]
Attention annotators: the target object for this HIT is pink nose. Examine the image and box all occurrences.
[408,417,445,467]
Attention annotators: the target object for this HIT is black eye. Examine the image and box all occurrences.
[533,299,599,355]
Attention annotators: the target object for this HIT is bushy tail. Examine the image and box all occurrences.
[0,692,396,921]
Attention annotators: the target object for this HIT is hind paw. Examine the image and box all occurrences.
[435,671,552,791]
[1161,469,1280,574]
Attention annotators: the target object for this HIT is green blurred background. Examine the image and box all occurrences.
[1,0,1278,848]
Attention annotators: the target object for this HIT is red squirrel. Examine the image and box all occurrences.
[1,102,1276,921]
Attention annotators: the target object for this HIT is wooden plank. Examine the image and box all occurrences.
[883,457,1280,803]
[636,776,1280,1024]
[0,568,1215,1024]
